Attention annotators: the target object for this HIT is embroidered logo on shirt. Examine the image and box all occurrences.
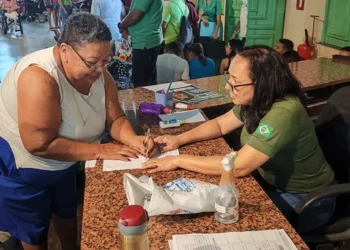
[256,123,274,138]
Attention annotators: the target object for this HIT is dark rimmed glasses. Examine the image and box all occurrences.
[224,71,254,92]
[68,45,114,70]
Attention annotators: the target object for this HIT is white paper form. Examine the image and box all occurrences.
[143,81,192,92]
[158,109,206,124]
[85,160,97,168]
[102,149,179,171]
[170,229,298,250]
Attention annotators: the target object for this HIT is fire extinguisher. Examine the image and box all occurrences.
[297,29,312,60]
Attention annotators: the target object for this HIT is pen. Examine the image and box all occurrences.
[166,81,173,93]
[145,128,150,159]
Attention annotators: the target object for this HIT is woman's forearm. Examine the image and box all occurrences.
[178,118,224,146]
[29,137,100,161]
[214,19,221,35]
[177,155,223,175]
[109,115,137,146]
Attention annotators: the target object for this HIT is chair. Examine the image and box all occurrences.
[0,8,23,35]
[295,86,350,249]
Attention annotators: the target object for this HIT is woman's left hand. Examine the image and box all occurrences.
[130,136,158,158]
[141,156,179,173]
[212,32,218,40]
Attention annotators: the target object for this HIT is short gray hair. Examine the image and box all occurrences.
[58,13,112,48]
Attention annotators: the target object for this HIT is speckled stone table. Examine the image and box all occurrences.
[81,123,309,250]
[290,57,350,91]
[118,58,350,112]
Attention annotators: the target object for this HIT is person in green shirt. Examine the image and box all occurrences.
[58,0,72,32]
[118,0,163,87]
[142,46,335,233]
[162,0,189,45]
[196,0,222,39]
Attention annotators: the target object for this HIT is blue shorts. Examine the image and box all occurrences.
[0,137,77,245]
[52,3,59,10]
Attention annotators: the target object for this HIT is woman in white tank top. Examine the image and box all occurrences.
[0,13,157,250]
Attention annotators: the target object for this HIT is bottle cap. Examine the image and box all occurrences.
[163,107,172,113]
[119,205,148,227]
[221,151,237,171]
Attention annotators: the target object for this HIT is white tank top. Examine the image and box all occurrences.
[0,47,106,171]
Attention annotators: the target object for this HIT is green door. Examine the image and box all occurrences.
[245,0,286,47]
[322,0,350,48]
[224,0,242,43]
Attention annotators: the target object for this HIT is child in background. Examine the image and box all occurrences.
[1,0,19,38]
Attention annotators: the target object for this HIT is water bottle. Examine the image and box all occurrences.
[139,102,164,115]
[118,205,149,250]
[214,151,239,224]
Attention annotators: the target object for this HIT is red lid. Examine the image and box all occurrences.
[119,205,148,227]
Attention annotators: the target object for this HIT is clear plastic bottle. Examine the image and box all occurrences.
[214,151,239,224]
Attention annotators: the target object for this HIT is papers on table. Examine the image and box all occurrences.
[143,82,223,104]
[103,149,179,172]
[159,109,206,124]
[85,160,97,168]
[169,229,298,250]
[143,81,192,92]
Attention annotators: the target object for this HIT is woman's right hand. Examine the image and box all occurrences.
[97,143,140,161]
[154,135,182,152]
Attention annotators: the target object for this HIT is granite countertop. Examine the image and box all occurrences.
[119,58,350,113]
[290,57,350,91]
[81,124,309,250]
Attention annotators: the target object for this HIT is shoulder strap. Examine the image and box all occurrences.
[170,0,186,17]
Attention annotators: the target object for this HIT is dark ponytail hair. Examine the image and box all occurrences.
[238,45,307,134]
[188,43,207,66]
[228,38,245,59]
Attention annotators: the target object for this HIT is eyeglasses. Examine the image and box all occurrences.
[224,71,254,92]
[68,45,114,70]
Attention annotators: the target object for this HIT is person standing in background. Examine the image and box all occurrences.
[44,0,59,30]
[58,0,72,32]
[118,0,163,87]
[91,0,125,40]
[196,0,223,40]
[162,0,189,46]
[185,0,199,41]
[121,0,132,13]
[51,0,60,29]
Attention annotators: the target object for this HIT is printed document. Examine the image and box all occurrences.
[169,229,298,250]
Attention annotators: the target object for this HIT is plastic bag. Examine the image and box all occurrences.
[123,173,218,216]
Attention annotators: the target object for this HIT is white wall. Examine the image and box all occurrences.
[283,0,339,58]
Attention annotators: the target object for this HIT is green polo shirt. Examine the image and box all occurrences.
[128,0,163,49]
[163,0,189,44]
[233,96,334,193]
[196,0,223,22]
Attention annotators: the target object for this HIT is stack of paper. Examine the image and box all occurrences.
[169,229,298,250]
[158,109,206,124]
[143,81,192,92]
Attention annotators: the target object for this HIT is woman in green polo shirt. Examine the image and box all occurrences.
[142,46,335,233]
[196,0,222,39]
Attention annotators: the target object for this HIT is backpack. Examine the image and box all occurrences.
[178,15,193,45]
[171,1,193,45]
